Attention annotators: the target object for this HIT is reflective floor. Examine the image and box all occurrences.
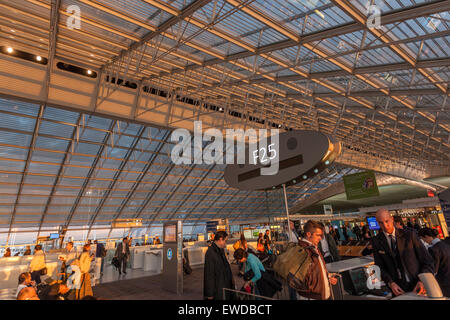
[98,263,161,285]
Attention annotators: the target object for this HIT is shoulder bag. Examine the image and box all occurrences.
[40,253,48,275]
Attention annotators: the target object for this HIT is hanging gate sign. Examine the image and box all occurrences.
[224,130,341,191]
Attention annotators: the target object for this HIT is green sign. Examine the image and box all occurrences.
[343,171,379,200]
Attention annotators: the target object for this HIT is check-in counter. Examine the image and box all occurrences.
[186,246,208,267]
[0,254,60,267]
[0,261,59,289]
[131,247,147,269]
[144,250,163,273]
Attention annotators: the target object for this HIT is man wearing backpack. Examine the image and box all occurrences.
[297,220,338,300]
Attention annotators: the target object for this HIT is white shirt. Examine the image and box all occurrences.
[66,265,82,290]
[320,237,330,258]
[16,284,28,298]
[430,238,440,247]
[303,239,330,300]
[288,229,299,243]
[383,229,396,251]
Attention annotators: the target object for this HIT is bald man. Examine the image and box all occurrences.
[371,209,434,297]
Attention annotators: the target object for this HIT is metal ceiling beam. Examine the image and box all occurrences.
[131,137,192,223]
[288,88,446,99]
[150,0,447,80]
[103,0,212,71]
[274,58,450,82]
[6,0,61,242]
[108,131,171,230]
[331,0,449,92]
[37,114,82,236]
[62,120,116,230]
[187,185,240,227]
[85,126,146,238]
[330,0,450,133]
[5,105,44,245]
[164,165,219,222]
[182,57,450,93]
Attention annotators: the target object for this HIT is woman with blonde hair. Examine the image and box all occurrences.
[77,243,94,299]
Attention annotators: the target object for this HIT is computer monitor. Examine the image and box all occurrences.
[49,233,59,240]
[367,217,380,230]
[342,267,369,296]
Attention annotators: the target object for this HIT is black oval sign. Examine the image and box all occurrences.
[224,130,341,191]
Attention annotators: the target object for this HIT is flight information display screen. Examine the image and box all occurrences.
[164,224,176,243]
[367,217,380,230]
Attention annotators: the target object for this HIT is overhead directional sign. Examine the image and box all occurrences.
[206,220,219,232]
[343,170,380,200]
[224,130,341,191]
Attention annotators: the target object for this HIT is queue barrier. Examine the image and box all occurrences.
[143,250,163,273]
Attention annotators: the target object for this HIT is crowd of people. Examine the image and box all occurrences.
[4,215,450,301]
[202,209,450,300]
[12,236,140,300]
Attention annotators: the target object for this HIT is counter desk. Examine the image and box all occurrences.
[144,250,163,273]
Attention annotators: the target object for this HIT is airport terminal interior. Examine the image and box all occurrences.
[0,0,449,301]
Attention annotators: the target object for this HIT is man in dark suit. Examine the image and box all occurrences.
[318,223,340,263]
[429,239,450,297]
[115,237,130,275]
[371,209,434,297]
[203,231,234,300]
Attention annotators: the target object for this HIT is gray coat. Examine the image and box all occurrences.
[115,242,130,259]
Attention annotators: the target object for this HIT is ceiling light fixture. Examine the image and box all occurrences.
[6,47,13,53]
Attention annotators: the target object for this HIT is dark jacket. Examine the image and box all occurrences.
[255,271,282,298]
[203,242,234,300]
[318,233,340,262]
[95,243,105,258]
[296,240,330,300]
[115,242,130,259]
[428,241,450,294]
[371,228,434,291]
